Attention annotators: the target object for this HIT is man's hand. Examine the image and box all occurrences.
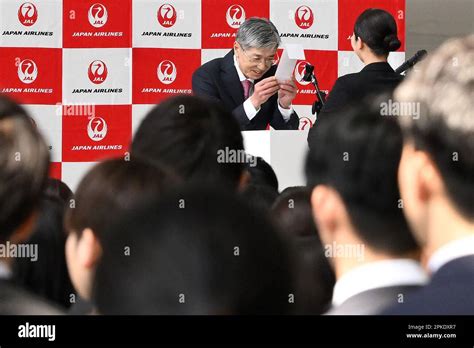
[278,78,297,109]
[249,77,280,109]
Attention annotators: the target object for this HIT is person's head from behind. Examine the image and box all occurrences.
[246,156,279,192]
[352,8,401,63]
[64,157,177,301]
[45,178,73,206]
[0,94,49,246]
[94,186,292,314]
[234,17,280,80]
[395,35,474,250]
[271,186,335,314]
[306,98,419,277]
[132,95,246,191]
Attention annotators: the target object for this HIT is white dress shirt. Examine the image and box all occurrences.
[428,235,474,274]
[332,259,428,307]
[233,56,293,122]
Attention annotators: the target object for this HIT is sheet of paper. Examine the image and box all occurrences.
[275,44,305,82]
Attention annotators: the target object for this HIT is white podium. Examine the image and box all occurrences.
[242,130,310,191]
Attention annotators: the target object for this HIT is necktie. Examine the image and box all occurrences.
[241,79,252,100]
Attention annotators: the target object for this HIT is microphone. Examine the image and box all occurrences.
[302,64,314,82]
[301,63,327,115]
[395,50,427,74]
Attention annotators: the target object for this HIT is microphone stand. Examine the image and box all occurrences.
[301,64,327,115]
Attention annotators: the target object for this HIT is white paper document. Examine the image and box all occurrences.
[275,44,306,82]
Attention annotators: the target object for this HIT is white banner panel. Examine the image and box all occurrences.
[24,104,62,162]
[63,48,132,104]
[0,0,62,48]
[133,0,201,48]
[270,0,338,50]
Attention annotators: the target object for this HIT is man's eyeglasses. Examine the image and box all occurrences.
[240,46,278,66]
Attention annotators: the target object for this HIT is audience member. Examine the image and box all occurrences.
[272,186,335,314]
[306,97,426,314]
[94,186,293,314]
[383,35,474,314]
[64,158,178,314]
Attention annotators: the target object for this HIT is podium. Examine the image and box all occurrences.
[242,130,309,191]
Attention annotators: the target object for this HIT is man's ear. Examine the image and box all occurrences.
[311,185,344,242]
[77,228,102,269]
[418,151,445,203]
[233,41,239,55]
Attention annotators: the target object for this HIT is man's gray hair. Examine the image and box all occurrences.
[236,17,281,51]
[395,34,474,133]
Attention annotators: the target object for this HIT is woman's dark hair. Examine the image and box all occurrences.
[354,8,401,56]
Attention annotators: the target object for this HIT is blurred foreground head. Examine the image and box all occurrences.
[132,95,246,191]
[64,157,177,302]
[0,95,49,243]
[94,186,292,314]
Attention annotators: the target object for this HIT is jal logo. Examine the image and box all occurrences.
[299,116,314,130]
[157,4,177,28]
[226,5,245,29]
[294,61,311,86]
[17,59,38,84]
[295,5,314,29]
[18,2,38,27]
[157,60,177,85]
[88,60,108,84]
[88,3,108,28]
[87,116,107,141]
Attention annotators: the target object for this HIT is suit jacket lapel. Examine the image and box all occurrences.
[221,50,245,106]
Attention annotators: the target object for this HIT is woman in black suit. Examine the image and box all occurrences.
[310,9,403,126]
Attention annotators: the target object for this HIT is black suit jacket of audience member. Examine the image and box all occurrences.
[192,50,300,131]
[382,255,474,315]
[0,279,63,315]
[326,285,421,315]
[308,62,403,143]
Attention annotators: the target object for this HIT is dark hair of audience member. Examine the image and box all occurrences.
[306,97,419,255]
[64,157,179,241]
[272,186,335,314]
[94,186,293,314]
[354,8,401,57]
[246,156,279,192]
[132,95,245,190]
[12,193,74,308]
[0,94,49,242]
[240,184,279,215]
[45,178,73,206]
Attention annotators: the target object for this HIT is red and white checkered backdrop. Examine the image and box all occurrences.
[0,0,406,191]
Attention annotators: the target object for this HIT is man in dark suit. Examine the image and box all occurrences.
[306,97,426,315]
[382,35,474,315]
[192,17,299,131]
[0,95,62,314]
